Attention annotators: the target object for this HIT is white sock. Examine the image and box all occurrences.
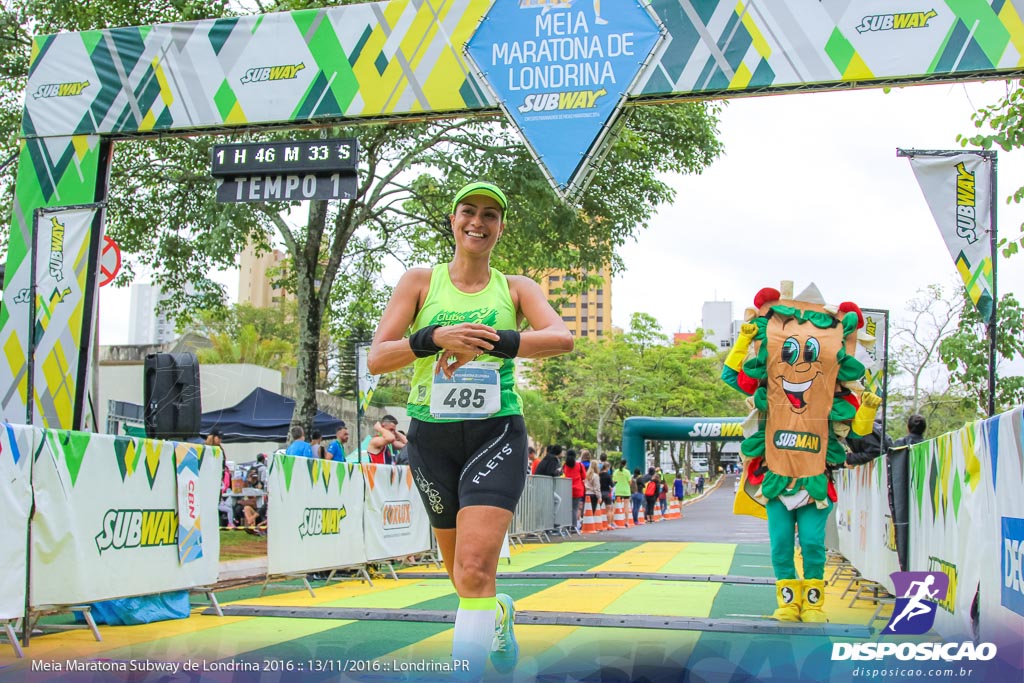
[452,596,497,678]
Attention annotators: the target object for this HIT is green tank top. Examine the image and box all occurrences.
[407,264,522,422]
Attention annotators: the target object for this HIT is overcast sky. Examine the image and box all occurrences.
[101,80,1024,369]
[611,80,1024,340]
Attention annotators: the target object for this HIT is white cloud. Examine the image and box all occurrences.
[613,81,1024,340]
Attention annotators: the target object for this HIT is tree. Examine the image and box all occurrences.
[2,0,724,435]
[198,324,293,371]
[959,80,1024,257]
[889,282,964,413]
[939,291,1024,414]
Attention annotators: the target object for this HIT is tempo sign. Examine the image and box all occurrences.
[211,138,358,203]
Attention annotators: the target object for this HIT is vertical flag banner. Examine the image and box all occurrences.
[175,443,204,565]
[357,342,378,414]
[858,309,888,400]
[30,431,220,606]
[0,424,34,620]
[267,453,367,576]
[362,464,431,562]
[906,153,994,321]
[29,206,102,429]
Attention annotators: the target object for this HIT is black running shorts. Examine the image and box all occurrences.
[406,415,528,529]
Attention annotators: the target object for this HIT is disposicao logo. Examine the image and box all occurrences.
[884,571,948,635]
[240,63,305,85]
[33,81,90,99]
[856,10,937,33]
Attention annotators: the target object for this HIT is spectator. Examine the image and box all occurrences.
[584,458,601,524]
[581,449,592,471]
[285,425,314,458]
[392,430,410,465]
[846,417,894,466]
[612,461,632,522]
[631,469,645,524]
[527,446,539,474]
[236,466,267,535]
[310,429,327,459]
[643,473,660,521]
[696,475,705,495]
[326,423,349,461]
[673,470,684,504]
[599,462,616,528]
[218,457,236,529]
[358,415,407,465]
[888,414,926,571]
[533,447,562,477]
[562,447,585,532]
[657,472,669,517]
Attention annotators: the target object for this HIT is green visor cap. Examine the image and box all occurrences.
[451,181,508,214]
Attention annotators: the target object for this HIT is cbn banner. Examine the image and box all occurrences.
[267,454,366,576]
[0,424,34,620]
[907,422,990,638]
[833,457,900,593]
[30,431,220,606]
[976,408,1024,647]
[906,153,994,322]
[362,464,431,562]
[29,206,102,429]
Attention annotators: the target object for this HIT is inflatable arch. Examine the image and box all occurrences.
[622,417,744,472]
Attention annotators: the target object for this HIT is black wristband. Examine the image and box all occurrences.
[409,325,442,358]
[490,329,521,359]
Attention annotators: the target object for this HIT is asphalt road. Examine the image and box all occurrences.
[563,474,770,544]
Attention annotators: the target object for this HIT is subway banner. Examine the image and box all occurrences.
[30,430,220,606]
[858,308,888,400]
[7,1,1024,426]
[907,421,990,639]
[0,137,104,430]
[0,424,34,620]
[833,456,900,593]
[29,205,102,429]
[267,454,367,576]
[906,152,995,322]
[362,464,431,562]
[976,407,1024,648]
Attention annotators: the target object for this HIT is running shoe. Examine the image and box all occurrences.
[490,593,519,673]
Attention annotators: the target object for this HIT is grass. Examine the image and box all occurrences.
[219,528,267,560]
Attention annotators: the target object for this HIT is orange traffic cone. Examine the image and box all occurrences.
[581,500,596,534]
[597,500,608,531]
[613,499,626,528]
[653,503,663,522]
[667,500,681,519]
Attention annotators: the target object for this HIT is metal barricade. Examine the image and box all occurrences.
[553,477,572,530]
[510,475,556,543]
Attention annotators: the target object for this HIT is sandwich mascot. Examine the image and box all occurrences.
[721,282,880,622]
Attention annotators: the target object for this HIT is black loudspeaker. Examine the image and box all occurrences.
[144,353,202,439]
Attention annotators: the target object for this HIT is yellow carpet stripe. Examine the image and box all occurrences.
[589,542,689,572]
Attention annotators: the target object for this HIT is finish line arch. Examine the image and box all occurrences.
[622,416,744,472]
[4,0,1024,429]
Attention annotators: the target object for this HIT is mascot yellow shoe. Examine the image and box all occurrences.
[799,579,828,623]
[772,579,802,621]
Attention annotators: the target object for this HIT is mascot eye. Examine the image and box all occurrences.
[781,337,800,365]
[804,338,820,363]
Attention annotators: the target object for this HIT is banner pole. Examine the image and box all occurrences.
[987,151,998,417]
[355,341,362,462]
